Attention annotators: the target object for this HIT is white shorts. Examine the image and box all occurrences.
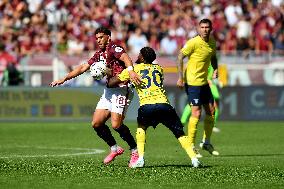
[96,86,134,115]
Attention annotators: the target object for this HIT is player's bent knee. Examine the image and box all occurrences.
[191,109,201,118]
[92,121,102,128]
[111,122,122,129]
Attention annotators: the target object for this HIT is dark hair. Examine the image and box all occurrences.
[199,18,212,28]
[95,27,111,36]
[0,43,5,51]
[140,47,156,64]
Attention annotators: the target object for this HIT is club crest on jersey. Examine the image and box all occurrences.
[193,99,199,104]
[115,46,123,52]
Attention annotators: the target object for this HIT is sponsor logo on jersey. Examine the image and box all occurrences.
[115,46,123,52]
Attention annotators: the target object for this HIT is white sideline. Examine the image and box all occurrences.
[0,146,105,159]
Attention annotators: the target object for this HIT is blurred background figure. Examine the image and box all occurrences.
[62,65,77,87]
[0,0,282,59]
[0,43,18,86]
[1,62,23,86]
[127,28,149,55]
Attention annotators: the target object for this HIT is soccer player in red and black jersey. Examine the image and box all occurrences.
[50,27,141,166]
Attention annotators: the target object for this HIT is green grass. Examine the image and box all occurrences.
[0,121,284,189]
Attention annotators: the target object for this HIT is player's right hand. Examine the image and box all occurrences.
[49,79,65,87]
[177,78,184,88]
[129,70,141,85]
[105,67,112,77]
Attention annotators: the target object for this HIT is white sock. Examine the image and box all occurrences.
[131,148,138,153]
[110,145,117,152]
[191,157,198,161]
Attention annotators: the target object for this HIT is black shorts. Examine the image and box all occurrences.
[185,84,214,106]
[137,103,184,133]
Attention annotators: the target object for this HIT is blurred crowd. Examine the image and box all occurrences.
[0,0,284,66]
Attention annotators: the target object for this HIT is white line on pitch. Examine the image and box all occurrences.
[0,146,105,159]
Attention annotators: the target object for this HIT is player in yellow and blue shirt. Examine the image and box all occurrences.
[176,18,219,156]
[108,47,201,168]
[181,65,221,126]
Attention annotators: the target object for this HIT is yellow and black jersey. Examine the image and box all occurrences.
[118,63,169,106]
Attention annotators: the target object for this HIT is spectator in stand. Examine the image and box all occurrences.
[224,1,243,27]
[0,0,283,57]
[236,38,250,58]
[274,32,284,55]
[148,34,160,52]
[67,34,85,56]
[56,26,68,54]
[127,28,149,55]
[236,15,252,40]
[0,43,16,67]
[220,29,237,55]
[255,26,274,54]
[160,31,178,55]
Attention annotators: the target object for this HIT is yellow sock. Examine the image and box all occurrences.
[203,114,215,143]
[188,117,199,145]
[136,128,146,157]
[178,136,196,159]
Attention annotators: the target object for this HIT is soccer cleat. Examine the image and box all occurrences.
[193,146,203,158]
[129,157,144,168]
[200,143,219,156]
[128,151,139,167]
[103,146,124,164]
[213,127,221,133]
[191,157,201,168]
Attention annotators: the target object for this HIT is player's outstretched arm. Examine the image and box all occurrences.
[119,53,141,85]
[176,51,186,88]
[50,63,90,87]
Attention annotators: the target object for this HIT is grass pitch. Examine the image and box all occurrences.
[0,121,283,189]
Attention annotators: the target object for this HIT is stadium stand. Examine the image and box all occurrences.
[0,0,283,86]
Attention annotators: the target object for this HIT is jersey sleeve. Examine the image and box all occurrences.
[181,39,195,56]
[117,69,130,82]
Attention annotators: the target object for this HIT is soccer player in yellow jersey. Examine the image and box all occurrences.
[176,18,219,156]
[107,47,201,168]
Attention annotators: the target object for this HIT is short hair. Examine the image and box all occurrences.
[199,18,212,28]
[140,47,156,64]
[95,27,111,36]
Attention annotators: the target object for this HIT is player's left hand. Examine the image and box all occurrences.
[129,70,141,85]
[49,79,65,87]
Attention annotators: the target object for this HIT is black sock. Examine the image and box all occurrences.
[114,124,137,150]
[94,125,116,147]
